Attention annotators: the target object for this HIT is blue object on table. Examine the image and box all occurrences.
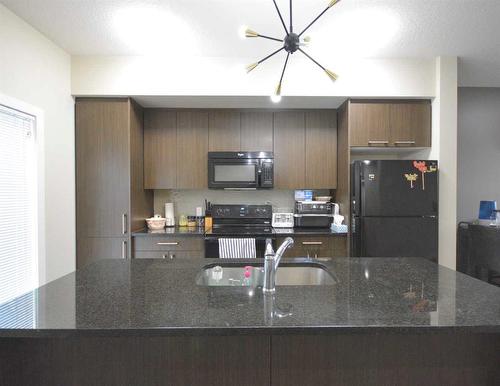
[479,201,497,220]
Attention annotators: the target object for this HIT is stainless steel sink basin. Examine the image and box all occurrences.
[196,262,336,287]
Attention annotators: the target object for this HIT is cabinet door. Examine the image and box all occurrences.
[77,237,128,268]
[144,109,177,189]
[177,111,209,188]
[349,102,391,147]
[240,111,273,151]
[274,111,306,189]
[208,110,241,151]
[76,99,130,238]
[305,111,337,188]
[390,102,431,147]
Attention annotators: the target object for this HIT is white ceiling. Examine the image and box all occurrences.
[2,0,500,86]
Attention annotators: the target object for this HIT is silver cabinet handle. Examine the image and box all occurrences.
[157,242,179,246]
[122,240,128,259]
[122,214,128,234]
[368,140,389,145]
[162,252,176,260]
[394,140,416,145]
[302,241,323,245]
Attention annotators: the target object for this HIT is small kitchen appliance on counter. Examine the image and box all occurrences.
[294,201,334,228]
[272,212,294,228]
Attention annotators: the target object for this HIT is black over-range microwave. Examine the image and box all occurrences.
[208,152,274,189]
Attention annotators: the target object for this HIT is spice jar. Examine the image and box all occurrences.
[187,216,197,227]
[178,214,188,227]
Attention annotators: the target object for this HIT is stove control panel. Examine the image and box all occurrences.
[212,204,272,219]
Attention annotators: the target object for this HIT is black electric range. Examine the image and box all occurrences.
[204,204,275,258]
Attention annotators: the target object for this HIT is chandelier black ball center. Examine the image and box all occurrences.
[284,33,300,53]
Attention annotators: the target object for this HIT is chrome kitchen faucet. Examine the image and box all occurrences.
[263,237,294,293]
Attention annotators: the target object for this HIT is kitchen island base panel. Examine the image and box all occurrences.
[1,333,499,386]
[0,335,270,386]
[273,333,500,386]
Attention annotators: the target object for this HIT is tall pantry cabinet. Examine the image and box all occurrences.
[75,98,153,268]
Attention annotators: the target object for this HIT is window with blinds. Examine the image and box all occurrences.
[0,104,38,310]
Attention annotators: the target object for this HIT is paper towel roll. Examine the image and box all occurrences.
[165,203,175,218]
[196,206,203,217]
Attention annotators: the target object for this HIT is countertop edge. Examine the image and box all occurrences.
[132,228,348,237]
[2,325,500,339]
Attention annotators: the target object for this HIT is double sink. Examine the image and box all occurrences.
[196,261,336,287]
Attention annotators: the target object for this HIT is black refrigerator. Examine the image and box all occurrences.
[351,160,438,261]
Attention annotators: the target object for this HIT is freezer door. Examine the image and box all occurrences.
[360,160,438,217]
[360,217,438,261]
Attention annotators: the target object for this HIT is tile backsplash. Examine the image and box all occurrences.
[153,190,297,217]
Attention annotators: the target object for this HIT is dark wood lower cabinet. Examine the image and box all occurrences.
[1,333,499,385]
[271,333,500,386]
[279,236,348,258]
[0,336,270,386]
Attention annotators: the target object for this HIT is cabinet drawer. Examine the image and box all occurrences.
[278,236,332,258]
[134,250,204,259]
[133,236,204,252]
[278,236,347,258]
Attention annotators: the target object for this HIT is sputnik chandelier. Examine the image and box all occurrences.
[242,0,341,102]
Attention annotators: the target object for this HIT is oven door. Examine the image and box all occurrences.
[208,158,259,189]
[204,237,275,258]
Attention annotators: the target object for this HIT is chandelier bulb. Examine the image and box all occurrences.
[246,63,259,73]
[325,69,338,81]
[270,94,282,103]
[328,0,340,8]
[270,83,282,103]
[245,28,259,38]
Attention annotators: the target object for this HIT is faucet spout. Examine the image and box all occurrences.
[263,237,294,293]
[273,237,294,270]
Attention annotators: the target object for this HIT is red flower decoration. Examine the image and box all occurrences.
[413,161,427,173]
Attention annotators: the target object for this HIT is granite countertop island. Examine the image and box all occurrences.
[2,257,500,385]
[1,257,500,337]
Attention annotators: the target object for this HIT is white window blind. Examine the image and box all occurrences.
[0,104,38,306]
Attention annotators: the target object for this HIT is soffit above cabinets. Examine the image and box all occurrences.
[131,96,348,110]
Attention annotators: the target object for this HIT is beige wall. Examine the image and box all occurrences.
[0,4,75,284]
[72,56,436,98]
[458,87,500,222]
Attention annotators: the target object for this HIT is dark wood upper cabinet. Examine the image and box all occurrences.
[389,101,431,147]
[240,111,273,152]
[76,98,153,268]
[176,110,209,189]
[305,110,337,189]
[274,111,306,189]
[208,110,241,151]
[349,100,431,148]
[144,109,177,189]
[142,108,338,190]
[349,102,391,147]
[76,98,130,239]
